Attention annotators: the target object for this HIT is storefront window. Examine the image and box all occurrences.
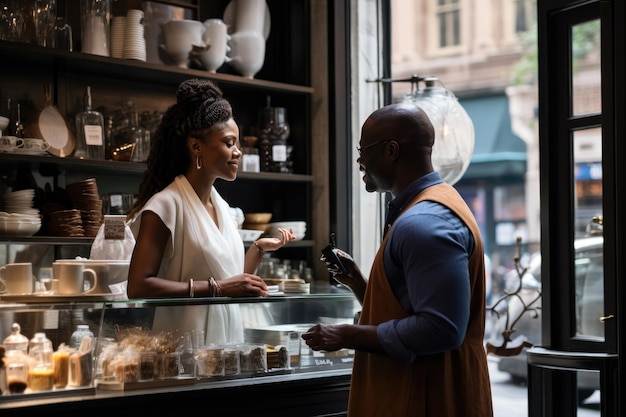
[571,19,601,116]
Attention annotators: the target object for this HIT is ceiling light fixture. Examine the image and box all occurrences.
[369,74,475,185]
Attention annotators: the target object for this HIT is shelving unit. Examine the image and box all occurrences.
[0,0,330,280]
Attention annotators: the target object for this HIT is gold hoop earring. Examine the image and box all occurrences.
[196,155,202,170]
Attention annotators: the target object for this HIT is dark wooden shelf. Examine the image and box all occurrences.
[0,40,314,95]
[0,153,313,182]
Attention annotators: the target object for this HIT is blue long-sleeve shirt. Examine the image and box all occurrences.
[377,172,475,363]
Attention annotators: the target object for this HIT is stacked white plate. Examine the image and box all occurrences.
[3,189,39,216]
[280,280,310,294]
[1,189,42,236]
[267,221,307,240]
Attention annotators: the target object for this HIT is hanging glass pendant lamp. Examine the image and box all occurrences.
[403,76,475,185]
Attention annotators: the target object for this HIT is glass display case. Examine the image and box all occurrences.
[0,286,357,414]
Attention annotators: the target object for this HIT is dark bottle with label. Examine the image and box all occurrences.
[257,96,291,173]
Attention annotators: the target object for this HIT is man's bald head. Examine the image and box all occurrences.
[358,102,436,196]
[363,102,435,149]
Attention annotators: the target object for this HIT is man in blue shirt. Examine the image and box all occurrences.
[302,102,493,416]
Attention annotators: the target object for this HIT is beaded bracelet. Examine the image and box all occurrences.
[189,278,195,298]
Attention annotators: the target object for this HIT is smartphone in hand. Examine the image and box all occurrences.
[320,233,351,275]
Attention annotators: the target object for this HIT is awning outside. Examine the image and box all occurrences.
[460,94,527,179]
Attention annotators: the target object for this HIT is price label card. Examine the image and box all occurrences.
[104,215,126,240]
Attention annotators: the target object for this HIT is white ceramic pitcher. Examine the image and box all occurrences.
[190,19,231,72]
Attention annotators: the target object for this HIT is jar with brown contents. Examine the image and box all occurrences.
[53,349,70,388]
[28,366,54,391]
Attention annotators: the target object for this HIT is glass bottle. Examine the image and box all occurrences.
[257,96,291,173]
[70,324,94,349]
[74,85,105,159]
[14,103,25,138]
[127,103,147,162]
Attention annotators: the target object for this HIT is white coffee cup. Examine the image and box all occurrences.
[53,262,98,295]
[0,136,24,152]
[0,263,35,294]
[22,138,51,152]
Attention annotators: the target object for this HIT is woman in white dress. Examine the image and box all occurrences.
[126,78,295,344]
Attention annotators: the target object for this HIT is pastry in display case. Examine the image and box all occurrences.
[0,289,357,406]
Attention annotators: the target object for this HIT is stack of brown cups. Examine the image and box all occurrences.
[66,178,104,237]
[48,209,84,237]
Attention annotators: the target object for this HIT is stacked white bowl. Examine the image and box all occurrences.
[267,221,306,240]
[0,189,42,237]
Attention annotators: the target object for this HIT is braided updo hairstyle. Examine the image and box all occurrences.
[128,79,233,220]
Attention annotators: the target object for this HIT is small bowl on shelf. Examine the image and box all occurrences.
[244,212,272,224]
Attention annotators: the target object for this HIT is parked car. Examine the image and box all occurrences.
[487,236,604,402]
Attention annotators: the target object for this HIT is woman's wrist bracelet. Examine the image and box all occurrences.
[253,240,264,256]
[209,277,223,297]
[189,278,195,298]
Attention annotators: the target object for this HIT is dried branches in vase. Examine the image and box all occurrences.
[485,236,539,357]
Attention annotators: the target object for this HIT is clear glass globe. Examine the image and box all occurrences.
[404,78,475,185]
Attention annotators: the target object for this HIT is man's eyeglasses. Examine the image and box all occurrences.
[356,139,390,156]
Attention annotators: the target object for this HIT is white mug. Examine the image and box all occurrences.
[0,263,35,294]
[53,262,98,295]
[57,261,111,294]
[22,138,50,152]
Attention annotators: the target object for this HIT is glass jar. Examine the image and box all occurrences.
[257,104,291,173]
[4,350,29,394]
[27,332,53,391]
[28,332,53,367]
[3,323,29,352]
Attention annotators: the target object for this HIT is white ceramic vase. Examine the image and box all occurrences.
[232,0,266,34]
[227,30,265,78]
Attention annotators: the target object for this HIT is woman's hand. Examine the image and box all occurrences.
[218,273,268,297]
[256,227,296,251]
